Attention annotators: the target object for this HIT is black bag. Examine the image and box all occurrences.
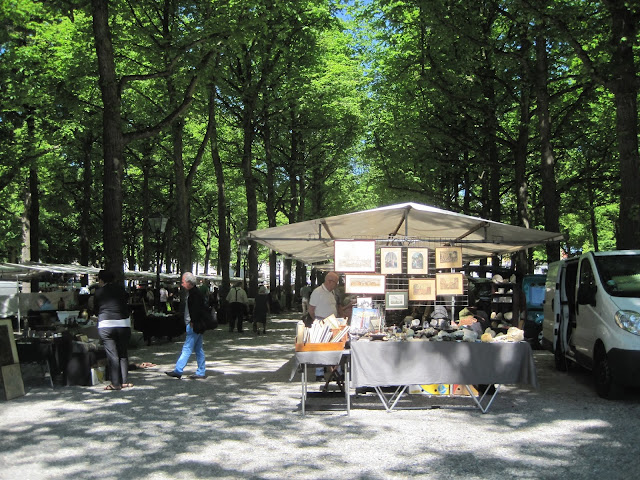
[301,312,314,328]
[204,306,219,331]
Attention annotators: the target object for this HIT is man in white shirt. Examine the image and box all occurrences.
[226,281,249,332]
[308,272,339,321]
[308,271,342,381]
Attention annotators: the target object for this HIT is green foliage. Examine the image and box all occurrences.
[0,0,636,271]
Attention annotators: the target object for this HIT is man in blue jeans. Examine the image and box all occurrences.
[166,272,208,379]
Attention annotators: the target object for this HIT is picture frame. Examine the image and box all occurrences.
[351,307,380,330]
[0,319,19,366]
[407,247,429,274]
[385,291,409,310]
[356,297,373,308]
[436,273,465,295]
[334,240,377,272]
[435,246,463,269]
[380,247,402,274]
[345,274,386,294]
[408,278,436,301]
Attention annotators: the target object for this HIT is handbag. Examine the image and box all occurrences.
[204,306,219,331]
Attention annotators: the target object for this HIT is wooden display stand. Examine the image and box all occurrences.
[0,319,25,400]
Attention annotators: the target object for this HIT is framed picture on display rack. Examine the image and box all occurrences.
[345,274,386,294]
[407,247,429,274]
[408,278,436,301]
[436,273,464,295]
[385,291,409,310]
[334,240,377,272]
[435,246,463,269]
[380,247,402,274]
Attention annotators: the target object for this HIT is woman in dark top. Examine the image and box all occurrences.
[94,270,131,390]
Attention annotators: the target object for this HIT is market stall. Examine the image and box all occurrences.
[255,202,561,414]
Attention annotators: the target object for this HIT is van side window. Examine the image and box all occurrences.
[579,260,595,289]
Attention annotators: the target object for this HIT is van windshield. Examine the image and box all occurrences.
[594,255,640,297]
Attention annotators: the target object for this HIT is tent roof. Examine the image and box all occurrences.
[248,202,564,265]
[0,262,238,284]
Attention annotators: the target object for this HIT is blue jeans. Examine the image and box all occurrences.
[174,323,206,376]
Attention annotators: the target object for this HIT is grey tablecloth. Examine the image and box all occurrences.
[350,340,537,388]
[289,350,348,381]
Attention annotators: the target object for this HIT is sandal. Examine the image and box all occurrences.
[122,383,134,388]
[104,384,122,391]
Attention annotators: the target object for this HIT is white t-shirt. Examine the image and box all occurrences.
[309,284,337,319]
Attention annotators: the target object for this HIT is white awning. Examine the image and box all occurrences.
[248,202,564,265]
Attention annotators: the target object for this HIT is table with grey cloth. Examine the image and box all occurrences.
[290,350,350,415]
[350,340,537,413]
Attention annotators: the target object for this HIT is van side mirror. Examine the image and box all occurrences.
[577,284,597,306]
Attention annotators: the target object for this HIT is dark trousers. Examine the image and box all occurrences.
[99,326,131,387]
[228,302,245,332]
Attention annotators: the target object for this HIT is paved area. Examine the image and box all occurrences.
[1,313,639,479]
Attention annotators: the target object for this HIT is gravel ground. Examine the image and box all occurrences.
[1,313,639,480]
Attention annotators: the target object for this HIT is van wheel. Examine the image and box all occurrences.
[593,351,623,399]
[554,341,567,371]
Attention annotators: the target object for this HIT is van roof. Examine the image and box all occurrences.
[589,250,640,257]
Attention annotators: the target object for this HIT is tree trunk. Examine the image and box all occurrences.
[535,33,561,262]
[241,95,259,298]
[209,87,231,297]
[171,118,190,272]
[606,0,640,249]
[91,0,124,280]
[80,133,93,281]
[515,90,531,274]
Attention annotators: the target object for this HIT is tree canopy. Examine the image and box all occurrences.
[1,0,638,288]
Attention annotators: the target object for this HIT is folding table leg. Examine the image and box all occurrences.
[42,360,54,389]
[301,364,307,415]
[467,384,501,413]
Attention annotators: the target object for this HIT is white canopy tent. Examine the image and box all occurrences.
[0,262,235,284]
[248,202,564,266]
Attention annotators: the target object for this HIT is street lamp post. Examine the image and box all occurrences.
[239,239,249,292]
[149,213,168,312]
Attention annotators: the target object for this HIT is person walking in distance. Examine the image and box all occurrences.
[166,272,208,379]
[300,282,312,316]
[226,281,248,333]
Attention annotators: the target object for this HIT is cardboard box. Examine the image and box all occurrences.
[409,384,450,395]
[452,384,479,396]
[294,341,346,352]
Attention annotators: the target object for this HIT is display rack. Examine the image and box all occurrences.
[339,240,469,318]
[490,281,513,318]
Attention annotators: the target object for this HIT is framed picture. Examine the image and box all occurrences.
[385,291,409,310]
[407,247,429,274]
[436,273,465,295]
[357,297,373,308]
[408,278,436,301]
[351,307,380,330]
[380,247,402,274]
[345,274,386,294]
[435,246,463,269]
[334,240,377,272]
[0,319,19,366]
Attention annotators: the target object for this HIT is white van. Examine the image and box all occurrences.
[541,250,640,398]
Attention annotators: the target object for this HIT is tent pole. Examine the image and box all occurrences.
[404,209,409,237]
